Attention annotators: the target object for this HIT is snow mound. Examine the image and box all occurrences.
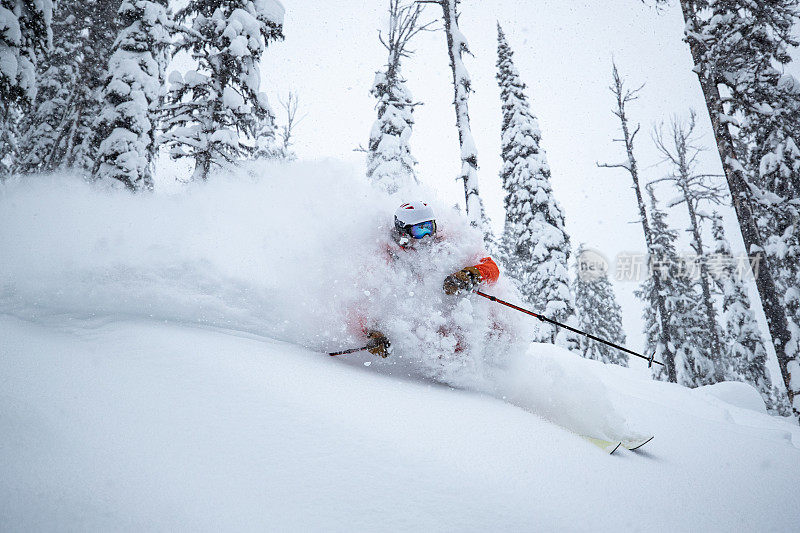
[496,343,646,441]
[694,381,768,414]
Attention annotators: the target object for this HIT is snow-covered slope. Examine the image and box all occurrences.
[2,166,799,530]
[2,312,799,531]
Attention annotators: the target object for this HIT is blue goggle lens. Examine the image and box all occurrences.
[407,220,435,239]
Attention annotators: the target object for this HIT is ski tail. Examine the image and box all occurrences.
[582,436,622,455]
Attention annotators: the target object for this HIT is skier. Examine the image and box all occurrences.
[360,201,500,357]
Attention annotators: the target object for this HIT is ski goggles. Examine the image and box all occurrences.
[405,220,436,239]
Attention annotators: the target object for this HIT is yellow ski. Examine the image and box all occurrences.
[583,436,622,455]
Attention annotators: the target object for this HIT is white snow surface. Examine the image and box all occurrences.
[694,381,768,414]
[1,162,800,530]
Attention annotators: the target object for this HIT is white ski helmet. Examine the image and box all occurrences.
[394,201,435,227]
[393,201,437,245]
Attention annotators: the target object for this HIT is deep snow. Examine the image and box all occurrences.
[2,313,799,531]
[2,164,799,530]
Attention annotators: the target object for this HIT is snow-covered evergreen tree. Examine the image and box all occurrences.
[0,0,53,176]
[495,23,575,345]
[16,0,120,175]
[677,0,800,417]
[573,244,628,366]
[710,213,790,413]
[741,60,800,418]
[366,0,430,194]
[69,0,121,173]
[697,0,800,201]
[696,0,800,349]
[251,113,285,160]
[0,103,20,178]
[14,4,81,174]
[368,71,416,193]
[162,0,284,181]
[0,0,53,107]
[92,0,171,191]
[638,187,714,386]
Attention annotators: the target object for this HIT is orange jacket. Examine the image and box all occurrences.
[473,256,500,284]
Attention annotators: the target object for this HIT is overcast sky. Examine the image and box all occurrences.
[183,0,786,372]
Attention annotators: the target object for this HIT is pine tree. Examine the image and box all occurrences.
[496,23,575,345]
[251,111,285,160]
[70,0,122,173]
[15,0,120,175]
[92,0,171,191]
[0,0,53,177]
[638,187,714,386]
[14,4,81,173]
[368,72,416,193]
[677,0,800,417]
[709,213,791,413]
[366,0,431,194]
[573,244,628,366]
[697,0,800,202]
[652,111,726,378]
[162,0,284,181]
[697,1,800,372]
[0,0,53,107]
[0,103,20,178]
[741,55,800,418]
[599,62,678,381]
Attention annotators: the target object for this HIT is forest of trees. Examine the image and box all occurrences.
[1,0,798,420]
[1,0,286,189]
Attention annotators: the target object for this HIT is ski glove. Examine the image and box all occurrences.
[443,266,482,295]
[366,329,391,358]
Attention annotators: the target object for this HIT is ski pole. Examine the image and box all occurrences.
[475,290,664,368]
[328,345,371,356]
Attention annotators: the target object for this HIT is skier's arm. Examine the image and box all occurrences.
[345,311,391,358]
[443,256,500,295]
[365,329,391,358]
[346,309,369,337]
[471,256,499,284]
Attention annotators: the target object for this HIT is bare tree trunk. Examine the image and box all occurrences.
[678,0,797,412]
[279,92,302,151]
[684,193,724,378]
[599,64,677,382]
[653,114,725,380]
